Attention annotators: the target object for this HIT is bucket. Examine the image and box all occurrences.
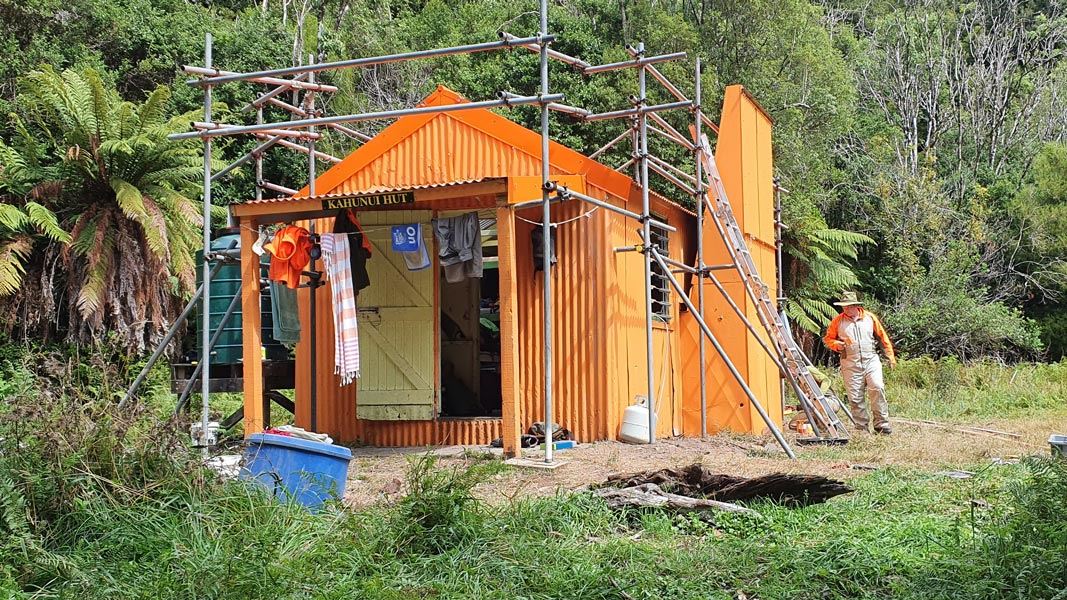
[241,433,353,510]
[1050,434,1067,458]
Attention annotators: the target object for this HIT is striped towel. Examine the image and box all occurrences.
[320,233,360,385]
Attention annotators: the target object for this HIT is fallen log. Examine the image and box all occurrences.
[603,464,852,507]
[593,483,760,516]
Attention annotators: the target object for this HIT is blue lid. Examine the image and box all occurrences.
[247,433,353,460]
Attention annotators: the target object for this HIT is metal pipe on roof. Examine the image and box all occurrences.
[648,125,695,152]
[583,51,687,74]
[190,35,555,86]
[184,65,338,92]
[170,94,564,141]
[500,32,591,69]
[261,181,299,196]
[662,255,698,274]
[584,100,694,122]
[649,246,796,458]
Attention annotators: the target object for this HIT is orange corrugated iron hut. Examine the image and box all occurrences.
[232,84,781,456]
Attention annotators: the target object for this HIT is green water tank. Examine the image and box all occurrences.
[194,228,288,365]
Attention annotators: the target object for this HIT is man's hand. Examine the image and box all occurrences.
[888,356,897,369]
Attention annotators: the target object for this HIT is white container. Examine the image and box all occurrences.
[620,398,651,444]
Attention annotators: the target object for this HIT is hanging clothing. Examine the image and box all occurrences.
[391,223,431,271]
[269,282,300,346]
[320,233,360,385]
[433,212,483,283]
[332,209,372,292]
[264,225,312,289]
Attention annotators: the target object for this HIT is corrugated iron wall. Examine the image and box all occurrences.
[512,193,611,442]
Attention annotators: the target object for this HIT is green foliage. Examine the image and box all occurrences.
[882,244,1043,360]
[1,67,209,352]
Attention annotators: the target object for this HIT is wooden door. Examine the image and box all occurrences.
[355,210,437,420]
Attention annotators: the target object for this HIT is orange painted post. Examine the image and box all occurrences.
[496,205,523,457]
[240,220,265,436]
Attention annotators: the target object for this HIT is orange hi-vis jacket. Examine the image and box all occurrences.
[265,225,312,289]
[823,308,896,362]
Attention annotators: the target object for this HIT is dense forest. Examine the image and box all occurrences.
[1,0,1065,361]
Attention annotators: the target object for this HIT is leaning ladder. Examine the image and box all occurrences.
[695,133,850,440]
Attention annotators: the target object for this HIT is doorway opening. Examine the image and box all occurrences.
[439,213,502,418]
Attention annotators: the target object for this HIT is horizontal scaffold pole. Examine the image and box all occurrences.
[190,35,556,87]
[170,94,564,141]
[500,32,591,69]
[545,183,677,232]
[184,66,337,92]
[583,51,687,74]
[585,100,694,122]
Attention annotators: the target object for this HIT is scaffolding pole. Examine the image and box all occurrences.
[694,57,708,438]
[170,94,563,141]
[539,0,554,463]
[199,33,213,453]
[637,43,657,444]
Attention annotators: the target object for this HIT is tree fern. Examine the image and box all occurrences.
[1,67,203,351]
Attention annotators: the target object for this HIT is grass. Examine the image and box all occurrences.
[819,356,1067,422]
[2,343,1066,599]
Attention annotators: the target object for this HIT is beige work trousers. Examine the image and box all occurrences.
[840,353,889,431]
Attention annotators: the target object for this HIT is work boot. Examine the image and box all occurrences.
[874,426,893,435]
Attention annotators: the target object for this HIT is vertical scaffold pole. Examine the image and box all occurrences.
[308,56,319,433]
[539,0,554,463]
[694,58,707,439]
[638,42,657,444]
[199,32,214,453]
[255,106,264,202]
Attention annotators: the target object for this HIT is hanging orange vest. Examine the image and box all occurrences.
[264,225,312,289]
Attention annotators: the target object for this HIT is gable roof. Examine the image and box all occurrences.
[285,85,681,213]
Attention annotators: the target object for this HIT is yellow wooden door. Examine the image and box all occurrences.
[355,210,436,420]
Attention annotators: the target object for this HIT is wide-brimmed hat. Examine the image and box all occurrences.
[833,291,863,307]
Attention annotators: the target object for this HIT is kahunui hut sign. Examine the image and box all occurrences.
[324,191,416,210]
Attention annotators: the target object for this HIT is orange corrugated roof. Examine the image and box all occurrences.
[275,85,681,213]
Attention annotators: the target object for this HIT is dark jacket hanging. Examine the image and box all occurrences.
[332,209,373,291]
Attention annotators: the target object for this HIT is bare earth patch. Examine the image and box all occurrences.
[343,412,1067,508]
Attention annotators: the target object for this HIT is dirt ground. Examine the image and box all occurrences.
[343,413,1067,508]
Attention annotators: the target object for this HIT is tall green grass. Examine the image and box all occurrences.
[2,344,1065,599]
[850,357,1067,421]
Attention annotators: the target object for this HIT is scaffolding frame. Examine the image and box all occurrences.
[142,0,841,460]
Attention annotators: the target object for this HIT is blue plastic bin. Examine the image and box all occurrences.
[241,433,353,510]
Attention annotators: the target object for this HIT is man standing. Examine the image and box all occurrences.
[823,291,897,434]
